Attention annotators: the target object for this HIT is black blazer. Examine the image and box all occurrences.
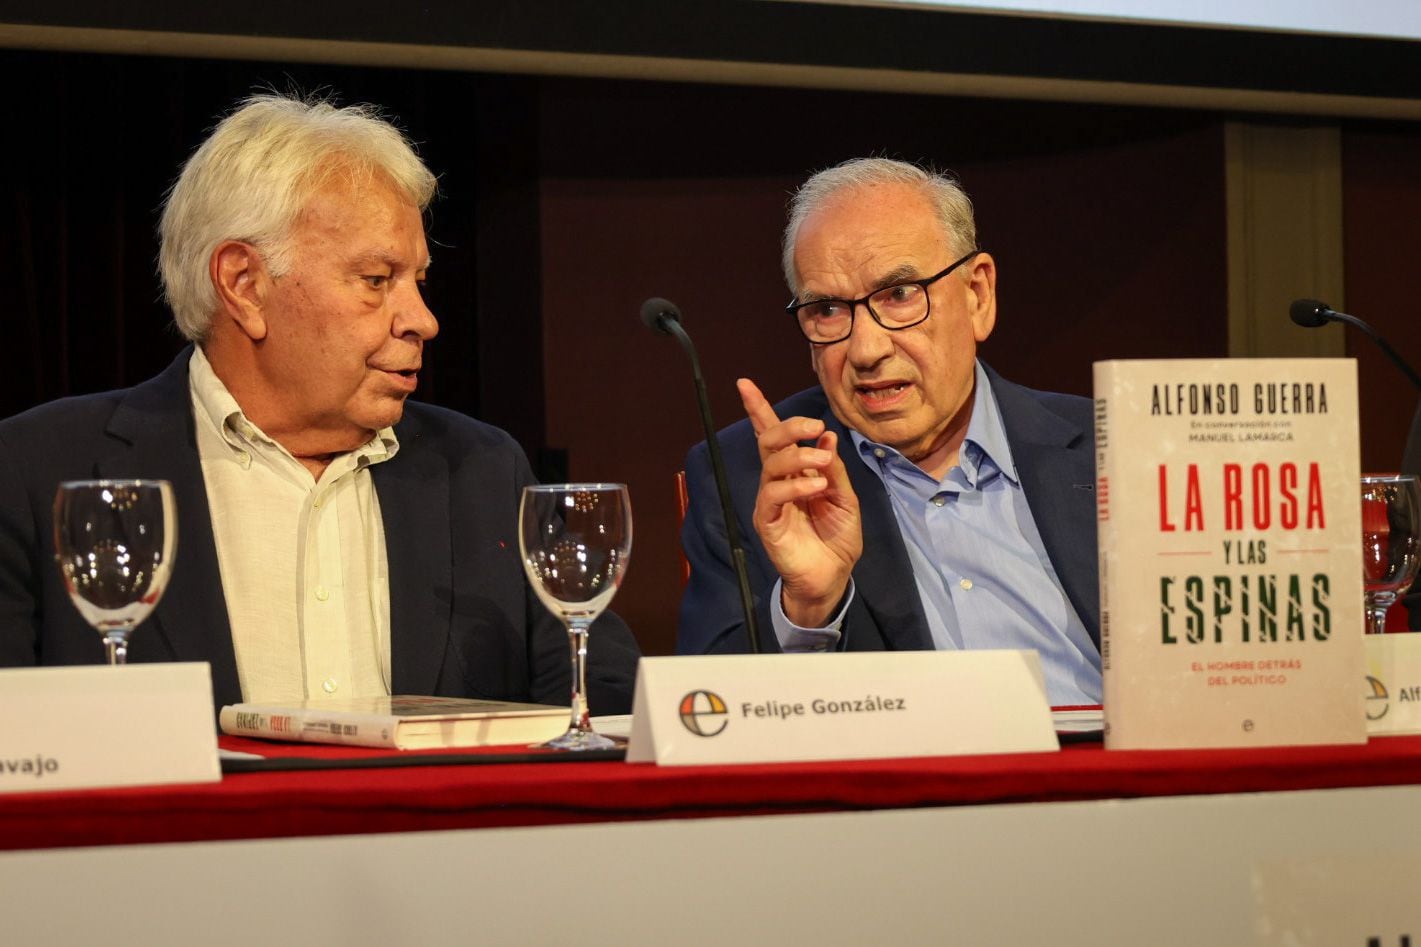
[0,351,640,714]
[676,364,1099,656]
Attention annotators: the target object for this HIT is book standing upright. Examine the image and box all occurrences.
[1095,358,1366,749]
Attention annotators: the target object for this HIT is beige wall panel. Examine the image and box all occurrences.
[1225,123,1345,358]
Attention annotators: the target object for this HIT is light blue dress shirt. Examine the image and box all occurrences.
[772,362,1102,706]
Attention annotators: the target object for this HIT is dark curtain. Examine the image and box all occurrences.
[0,49,497,432]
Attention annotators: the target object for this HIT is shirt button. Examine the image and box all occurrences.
[312,496,323,509]
[322,678,338,694]
[960,578,974,591]
[933,496,947,507]
[236,451,251,469]
[315,586,330,602]
[873,448,886,459]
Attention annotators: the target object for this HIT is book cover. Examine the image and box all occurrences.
[219,695,568,750]
[1094,358,1366,749]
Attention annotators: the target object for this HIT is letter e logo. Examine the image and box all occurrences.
[679,690,729,737]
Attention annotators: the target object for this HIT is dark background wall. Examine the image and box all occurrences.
[2,47,1418,656]
[1342,126,1421,472]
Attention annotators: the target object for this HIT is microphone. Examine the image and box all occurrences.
[1287,299,1331,329]
[1289,299,1421,392]
[640,297,762,653]
[639,297,679,334]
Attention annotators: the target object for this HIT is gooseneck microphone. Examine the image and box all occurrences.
[640,297,762,653]
[1289,299,1421,392]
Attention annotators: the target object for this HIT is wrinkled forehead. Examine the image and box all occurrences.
[792,185,949,292]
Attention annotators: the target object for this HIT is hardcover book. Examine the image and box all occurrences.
[219,695,568,750]
[1094,358,1366,749]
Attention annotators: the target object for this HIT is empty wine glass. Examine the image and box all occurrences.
[1361,474,1421,634]
[519,483,632,750]
[54,480,177,664]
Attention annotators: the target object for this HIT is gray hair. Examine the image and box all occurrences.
[158,93,438,342]
[781,157,977,293]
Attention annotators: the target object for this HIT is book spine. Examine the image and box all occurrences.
[1093,362,1123,746]
[218,707,400,749]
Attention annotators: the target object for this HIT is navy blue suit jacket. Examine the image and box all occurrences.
[677,365,1099,656]
[0,351,640,714]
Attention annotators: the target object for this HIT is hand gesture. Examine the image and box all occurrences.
[738,378,862,627]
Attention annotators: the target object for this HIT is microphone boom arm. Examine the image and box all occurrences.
[651,308,763,654]
[1326,310,1421,393]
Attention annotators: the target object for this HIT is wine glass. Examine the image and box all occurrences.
[1361,474,1421,634]
[519,483,632,750]
[53,480,177,665]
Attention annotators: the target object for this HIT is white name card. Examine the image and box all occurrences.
[626,650,1058,766]
[0,663,220,794]
[1365,633,1421,735]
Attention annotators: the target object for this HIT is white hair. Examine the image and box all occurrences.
[781,157,977,293]
[158,93,438,342]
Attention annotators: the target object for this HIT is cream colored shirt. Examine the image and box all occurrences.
[188,347,398,703]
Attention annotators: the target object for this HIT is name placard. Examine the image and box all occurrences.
[626,651,1058,766]
[1365,634,1421,735]
[0,663,220,793]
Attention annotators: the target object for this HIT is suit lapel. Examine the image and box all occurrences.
[95,351,241,706]
[825,412,935,651]
[373,416,452,696]
[987,368,1102,646]
[820,367,1099,652]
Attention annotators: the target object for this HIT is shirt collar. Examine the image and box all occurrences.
[187,346,400,466]
[850,360,1019,488]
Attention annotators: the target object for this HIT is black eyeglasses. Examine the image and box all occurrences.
[785,249,982,345]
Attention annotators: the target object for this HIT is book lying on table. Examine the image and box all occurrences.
[1051,706,1103,734]
[219,695,569,750]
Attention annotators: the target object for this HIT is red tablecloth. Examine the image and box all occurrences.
[4,733,1421,852]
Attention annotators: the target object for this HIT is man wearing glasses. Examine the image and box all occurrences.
[677,157,1101,707]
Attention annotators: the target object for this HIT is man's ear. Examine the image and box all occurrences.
[966,252,998,343]
[210,241,270,342]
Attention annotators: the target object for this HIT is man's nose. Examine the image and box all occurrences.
[844,301,892,366]
[394,281,439,341]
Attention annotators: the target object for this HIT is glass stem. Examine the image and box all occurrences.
[566,621,593,733]
[1366,591,1399,635]
[104,632,129,666]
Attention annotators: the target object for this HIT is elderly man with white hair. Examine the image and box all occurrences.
[0,93,640,715]
[677,158,1101,707]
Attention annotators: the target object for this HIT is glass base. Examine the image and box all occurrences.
[540,728,621,751]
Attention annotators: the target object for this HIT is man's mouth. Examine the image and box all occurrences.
[378,366,420,390]
[855,381,911,404]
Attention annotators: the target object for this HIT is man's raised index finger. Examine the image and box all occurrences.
[737,378,781,436]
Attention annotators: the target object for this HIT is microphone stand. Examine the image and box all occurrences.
[1291,298,1421,476]
[1319,309,1421,393]
[646,302,763,654]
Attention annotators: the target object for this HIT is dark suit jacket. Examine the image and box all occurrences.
[0,351,640,714]
[677,365,1099,655]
